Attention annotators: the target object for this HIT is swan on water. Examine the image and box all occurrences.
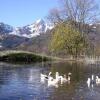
[60,75,68,84]
[41,72,52,80]
[48,76,59,88]
[91,75,94,81]
[60,73,71,84]
[87,78,91,88]
[40,71,72,86]
[87,75,95,88]
[55,72,61,82]
[96,76,100,85]
[68,72,72,76]
[48,72,52,77]
[40,73,48,83]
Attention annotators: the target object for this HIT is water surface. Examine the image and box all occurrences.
[0,61,100,100]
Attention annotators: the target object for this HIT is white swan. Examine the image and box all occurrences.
[64,75,68,81]
[96,76,100,85]
[55,72,61,82]
[87,78,91,88]
[68,72,72,81]
[48,72,52,76]
[48,77,59,88]
[41,72,72,86]
[55,72,59,78]
[40,73,48,82]
[68,75,71,81]
[40,72,52,80]
[91,74,95,85]
[59,73,71,84]
[68,72,72,76]
[60,75,68,84]
[91,74,94,81]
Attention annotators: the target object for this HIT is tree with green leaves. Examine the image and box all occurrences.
[50,22,88,58]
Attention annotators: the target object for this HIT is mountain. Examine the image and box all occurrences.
[0,35,30,49]
[0,23,13,35]
[16,31,52,54]
[0,19,53,50]
[9,19,53,38]
[0,19,100,55]
[0,19,53,38]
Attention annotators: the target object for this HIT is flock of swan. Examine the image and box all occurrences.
[40,72,72,88]
[87,74,100,88]
[40,72,100,88]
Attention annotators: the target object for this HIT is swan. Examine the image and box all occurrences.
[91,74,95,84]
[60,75,68,84]
[55,72,59,78]
[48,72,61,87]
[48,72,52,79]
[91,75,94,81]
[48,72,52,76]
[40,73,48,82]
[55,72,61,82]
[68,72,72,76]
[96,76,100,85]
[87,78,91,88]
[67,72,72,81]
[87,75,95,88]
[48,77,59,88]
[59,73,71,84]
[68,75,71,81]
[40,72,52,81]
[64,74,68,81]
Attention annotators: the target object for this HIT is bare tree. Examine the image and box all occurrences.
[61,0,99,23]
[47,8,64,25]
[48,0,99,31]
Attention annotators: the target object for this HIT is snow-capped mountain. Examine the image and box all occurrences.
[0,23,13,35]
[0,19,100,53]
[9,19,54,38]
[0,19,54,50]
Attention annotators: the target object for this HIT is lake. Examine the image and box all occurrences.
[0,61,100,100]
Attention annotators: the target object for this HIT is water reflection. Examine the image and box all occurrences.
[0,61,100,100]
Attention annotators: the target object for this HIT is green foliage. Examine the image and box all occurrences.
[50,23,87,57]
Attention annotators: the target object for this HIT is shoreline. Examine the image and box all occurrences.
[0,50,99,63]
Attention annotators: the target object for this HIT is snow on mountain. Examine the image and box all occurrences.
[0,20,100,51]
[9,19,54,38]
[0,23,13,35]
[27,19,45,36]
[27,19,54,37]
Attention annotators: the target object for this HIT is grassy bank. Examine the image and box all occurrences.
[0,50,86,64]
[0,52,51,63]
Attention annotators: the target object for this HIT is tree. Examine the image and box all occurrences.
[48,0,99,57]
[61,0,99,35]
[50,22,87,58]
[47,8,64,25]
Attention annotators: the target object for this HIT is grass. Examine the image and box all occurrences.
[0,50,80,63]
[0,52,51,63]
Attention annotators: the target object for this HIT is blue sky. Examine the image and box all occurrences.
[0,0,58,27]
[0,0,99,27]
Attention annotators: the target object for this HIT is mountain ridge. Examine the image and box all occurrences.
[0,19,100,54]
[0,19,53,38]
